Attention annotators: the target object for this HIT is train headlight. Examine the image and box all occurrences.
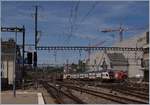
[115,73,118,78]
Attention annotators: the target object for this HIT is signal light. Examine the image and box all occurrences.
[33,52,37,67]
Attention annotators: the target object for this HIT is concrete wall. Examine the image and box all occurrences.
[3,60,8,78]
[112,32,147,78]
[1,41,23,85]
[8,60,14,85]
[112,66,128,71]
[128,64,143,78]
[2,57,15,85]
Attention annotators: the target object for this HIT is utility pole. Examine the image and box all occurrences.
[35,6,38,50]
[88,40,91,62]
[66,59,69,74]
[35,6,38,89]
[13,27,17,97]
[22,25,25,90]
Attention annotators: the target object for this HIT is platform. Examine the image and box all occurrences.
[1,91,44,104]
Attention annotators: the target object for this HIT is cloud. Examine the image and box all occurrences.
[2,1,148,45]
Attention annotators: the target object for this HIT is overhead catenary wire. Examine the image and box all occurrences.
[64,1,99,46]
[80,1,98,23]
[66,1,80,44]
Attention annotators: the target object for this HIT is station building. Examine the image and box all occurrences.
[1,39,22,89]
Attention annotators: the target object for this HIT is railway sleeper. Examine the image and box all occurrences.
[97,85,149,99]
[97,85,148,96]
[46,83,86,104]
[42,83,65,104]
[114,88,149,100]
[63,85,148,104]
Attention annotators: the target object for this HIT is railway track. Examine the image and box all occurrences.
[57,80,149,97]
[42,82,64,104]
[97,84,148,94]
[58,80,149,95]
[112,88,149,100]
[42,82,86,104]
[61,84,149,104]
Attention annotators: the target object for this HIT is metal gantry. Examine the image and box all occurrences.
[36,46,144,51]
[1,27,25,32]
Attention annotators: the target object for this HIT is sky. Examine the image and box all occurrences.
[1,1,149,65]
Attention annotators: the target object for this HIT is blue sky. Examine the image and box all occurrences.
[1,1,149,65]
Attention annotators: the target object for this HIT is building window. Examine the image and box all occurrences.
[1,63,4,77]
[141,58,144,67]
[146,32,149,44]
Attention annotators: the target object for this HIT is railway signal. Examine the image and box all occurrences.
[27,51,37,66]
[34,52,37,67]
[27,52,32,64]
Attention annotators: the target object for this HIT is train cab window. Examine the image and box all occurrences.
[106,74,108,77]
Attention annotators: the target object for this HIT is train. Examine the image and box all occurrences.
[63,69,128,82]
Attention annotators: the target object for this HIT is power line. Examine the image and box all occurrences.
[80,1,98,22]
[66,1,80,44]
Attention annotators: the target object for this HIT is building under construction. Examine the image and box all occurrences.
[87,31,149,81]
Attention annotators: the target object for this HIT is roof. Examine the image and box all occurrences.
[107,53,128,66]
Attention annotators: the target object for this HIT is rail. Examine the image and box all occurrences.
[42,82,85,104]
[62,84,148,104]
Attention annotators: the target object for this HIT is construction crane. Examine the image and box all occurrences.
[101,24,148,42]
[101,24,128,42]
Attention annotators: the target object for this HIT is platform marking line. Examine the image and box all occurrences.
[37,92,45,104]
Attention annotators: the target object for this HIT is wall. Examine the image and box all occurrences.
[1,55,15,85]
[1,41,16,85]
[112,66,128,71]
[112,32,147,78]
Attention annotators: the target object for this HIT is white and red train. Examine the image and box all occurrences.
[63,70,127,82]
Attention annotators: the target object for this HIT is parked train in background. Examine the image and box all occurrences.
[63,69,128,82]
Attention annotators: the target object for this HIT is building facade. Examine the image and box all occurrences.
[137,32,149,81]
[87,32,149,79]
[1,39,22,87]
[87,52,128,72]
